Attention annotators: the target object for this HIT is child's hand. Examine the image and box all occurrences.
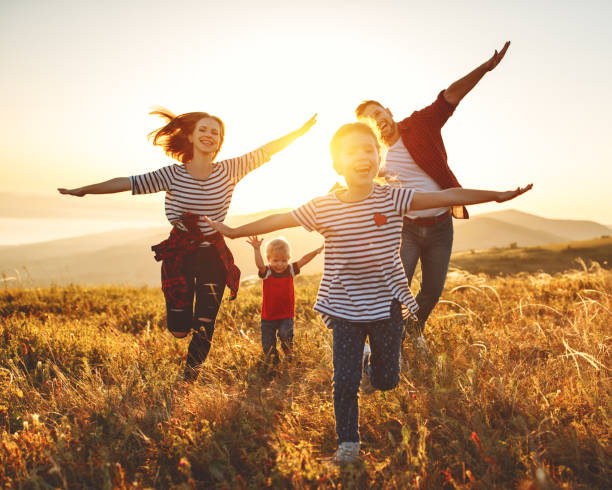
[203,216,236,238]
[495,184,533,203]
[246,236,264,249]
[58,187,86,197]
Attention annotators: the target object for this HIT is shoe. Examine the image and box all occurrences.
[360,343,374,394]
[331,442,360,465]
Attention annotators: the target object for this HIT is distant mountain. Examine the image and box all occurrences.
[1,209,611,286]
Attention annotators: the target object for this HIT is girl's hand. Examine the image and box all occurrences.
[58,187,86,197]
[495,184,533,202]
[246,236,264,249]
[204,216,236,238]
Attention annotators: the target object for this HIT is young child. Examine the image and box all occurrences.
[246,236,323,363]
[205,122,532,464]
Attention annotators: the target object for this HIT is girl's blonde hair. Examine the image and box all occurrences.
[148,107,225,163]
[266,237,291,257]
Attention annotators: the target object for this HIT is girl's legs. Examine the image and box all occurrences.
[367,301,404,391]
[332,318,367,444]
[184,247,227,380]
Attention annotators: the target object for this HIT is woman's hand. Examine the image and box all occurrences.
[246,236,264,249]
[296,114,317,137]
[495,184,533,202]
[57,187,86,197]
[204,216,237,238]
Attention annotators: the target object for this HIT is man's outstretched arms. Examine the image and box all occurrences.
[443,41,510,107]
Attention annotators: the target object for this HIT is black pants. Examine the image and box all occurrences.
[165,246,226,379]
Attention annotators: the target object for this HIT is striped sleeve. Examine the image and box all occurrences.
[224,148,271,182]
[389,187,415,216]
[129,165,174,195]
[291,199,319,232]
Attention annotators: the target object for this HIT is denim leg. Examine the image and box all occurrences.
[400,225,423,286]
[368,301,403,391]
[261,319,279,358]
[332,318,367,444]
[415,217,453,330]
[277,318,294,358]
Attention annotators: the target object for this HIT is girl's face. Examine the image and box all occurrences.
[336,131,380,188]
[189,117,222,156]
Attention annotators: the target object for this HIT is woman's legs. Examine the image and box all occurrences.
[184,247,227,380]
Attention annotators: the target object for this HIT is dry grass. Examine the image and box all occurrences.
[0,267,610,488]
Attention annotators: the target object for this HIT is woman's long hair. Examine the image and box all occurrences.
[148,107,225,163]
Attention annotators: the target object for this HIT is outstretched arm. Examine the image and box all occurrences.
[443,41,510,107]
[410,184,532,210]
[58,177,131,197]
[205,212,299,239]
[246,236,267,275]
[261,114,317,156]
[296,245,324,269]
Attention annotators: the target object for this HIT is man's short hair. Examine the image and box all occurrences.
[355,100,385,118]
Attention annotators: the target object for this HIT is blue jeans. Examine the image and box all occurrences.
[260,318,294,360]
[400,214,453,333]
[331,301,403,443]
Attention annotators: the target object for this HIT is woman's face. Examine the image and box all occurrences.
[189,117,222,156]
[336,131,380,188]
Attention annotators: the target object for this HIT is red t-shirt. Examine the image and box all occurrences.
[259,262,300,320]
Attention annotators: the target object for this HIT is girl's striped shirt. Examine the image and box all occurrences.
[291,184,419,325]
[129,148,269,235]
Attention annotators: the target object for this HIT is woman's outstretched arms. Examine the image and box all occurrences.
[205,212,299,239]
[58,177,131,197]
[410,184,532,210]
[261,115,317,156]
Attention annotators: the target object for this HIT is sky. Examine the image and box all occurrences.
[1,0,611,233]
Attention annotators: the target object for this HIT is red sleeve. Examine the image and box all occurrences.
[404,90,456,131]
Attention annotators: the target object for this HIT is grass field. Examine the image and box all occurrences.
[1,264,610,488]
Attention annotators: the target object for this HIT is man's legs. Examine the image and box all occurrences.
[414,216,454,333]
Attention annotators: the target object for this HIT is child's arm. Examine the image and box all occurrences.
[261,115,317,156]
[246,236,267,275]
[58,177,131,197]
[296,245,324,269]
[410,184,532,210]
[205,212,300,239]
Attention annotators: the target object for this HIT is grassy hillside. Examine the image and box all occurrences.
[451,237,612,275]
[1,267,610,488]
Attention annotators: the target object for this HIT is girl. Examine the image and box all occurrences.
[206,121,532,463]
[58,109,316,380]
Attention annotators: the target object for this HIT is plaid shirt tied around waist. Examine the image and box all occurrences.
[151,213,240,309]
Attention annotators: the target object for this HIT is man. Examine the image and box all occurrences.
[356,42,510,351]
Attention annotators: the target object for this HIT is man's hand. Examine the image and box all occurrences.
[483,41,510,72]
[246,236,264,249]
[495,183,533,202]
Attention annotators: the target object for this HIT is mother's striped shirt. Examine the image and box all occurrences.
[129,148,269,235]
[291,184,419,325]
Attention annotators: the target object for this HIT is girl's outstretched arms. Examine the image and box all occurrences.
[205,212,299,239]
[261,115,317,156]
[410,184,532,210]
[58,177,131,197]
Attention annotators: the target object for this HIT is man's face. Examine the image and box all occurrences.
[359,103,396,141]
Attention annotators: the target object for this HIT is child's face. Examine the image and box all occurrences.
[336,131,380,188]
[267,251,290,273]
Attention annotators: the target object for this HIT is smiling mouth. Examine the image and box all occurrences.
[200,138,215,145]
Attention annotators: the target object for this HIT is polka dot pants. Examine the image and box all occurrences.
[331,300,403,443]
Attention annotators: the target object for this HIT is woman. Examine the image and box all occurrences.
[59,108,316,380]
